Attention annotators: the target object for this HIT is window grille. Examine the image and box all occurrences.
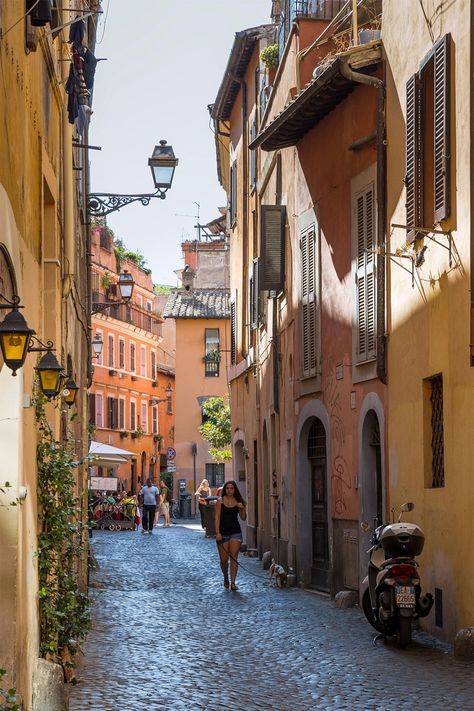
[430,374,444,487]
[205,463,225,489]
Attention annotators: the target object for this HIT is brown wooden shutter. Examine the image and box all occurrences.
[230,297,236,365]
[112,398,119,430]
[355,184,376,362]
[300,224,320,377]
[107,397,114,428]
[260,205,285,291]
[433,33,451,222]
[251,258,260,329]
[406,73,423,241]
[89,393,96,425]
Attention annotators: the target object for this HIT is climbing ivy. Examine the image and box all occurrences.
[34,393,91,661]
[0,669,20,711]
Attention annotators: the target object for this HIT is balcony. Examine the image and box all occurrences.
[278,0,348,59]
[92,291,163,336]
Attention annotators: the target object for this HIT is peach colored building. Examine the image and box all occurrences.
[89,226,175,494]
[164,229,230,516]
[212,2,387,593]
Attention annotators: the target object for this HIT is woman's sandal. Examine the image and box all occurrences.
[223,577,230,589]
[230,583,238,591]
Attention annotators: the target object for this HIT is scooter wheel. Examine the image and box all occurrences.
[399,616,412,648]
[108,524,116,531]
[362,588,385,633]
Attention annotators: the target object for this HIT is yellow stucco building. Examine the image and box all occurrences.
[0,3,100,707]
[384,0,474,642]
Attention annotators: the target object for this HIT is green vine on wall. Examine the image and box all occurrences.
[34,393,91,661]
[0,669,19,711]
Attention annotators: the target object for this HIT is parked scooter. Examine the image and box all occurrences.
[360,503,434,647]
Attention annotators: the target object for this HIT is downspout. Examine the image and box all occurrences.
[61,24,74,297]
[340,60,387,384]
[471,0,474,366]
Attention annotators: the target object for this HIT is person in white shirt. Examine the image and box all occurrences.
[139,478,160,534]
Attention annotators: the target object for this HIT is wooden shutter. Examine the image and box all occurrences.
[300,224,320,378]
[107,397,114,428]
[89,393,96,425]
[112,398,119,430]
[250,258,260,330]
[433,34,451,222]
[355,184,376,362]
[229,162,237,226]
[260,205,286,291]
[230,296,236,365]
[406,73,423,241]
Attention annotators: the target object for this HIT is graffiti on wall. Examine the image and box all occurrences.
[323,358,351,514]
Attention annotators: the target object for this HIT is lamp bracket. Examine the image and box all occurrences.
[28,336,55,353]
[91,300,128,315]
[0,293,22,310]
[86,189,168,217]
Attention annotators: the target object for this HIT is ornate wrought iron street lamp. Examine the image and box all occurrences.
[62,375,79,407]
[87,141,178,217]
[91,270,135,314]
[35,349,64,399]
[92,333,104,359]
[0,296,36,375]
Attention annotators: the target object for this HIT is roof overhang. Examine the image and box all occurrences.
[211,25,274,122]
[250,46,382,152]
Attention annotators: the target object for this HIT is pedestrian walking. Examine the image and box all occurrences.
[159,479,171,528]
[139,478,160,534]
[214,480,246,591]
[195,478,211,529]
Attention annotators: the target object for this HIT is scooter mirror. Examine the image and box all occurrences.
[360,521,370,532]
[401,502,415,512]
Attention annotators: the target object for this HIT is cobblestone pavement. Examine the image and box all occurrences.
[69,522,473,711]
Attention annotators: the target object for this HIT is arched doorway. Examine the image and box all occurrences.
[359,405,384,585]
[308,419,330,590]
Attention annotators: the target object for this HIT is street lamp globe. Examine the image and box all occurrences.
[63,375,79,407]
[0,307,35,376]
[92,333,103,359]
[35,350,64,399]
[148,140,178,193]
[117,270,134,302]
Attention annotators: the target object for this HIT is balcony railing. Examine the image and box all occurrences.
[92,291,162,336]
[278,0,347,59]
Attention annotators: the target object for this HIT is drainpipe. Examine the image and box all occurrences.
[340,60,387,384]
[61,28,74,297]
[471,0,474,366]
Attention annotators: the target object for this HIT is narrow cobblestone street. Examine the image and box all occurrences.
[69,523,473,711]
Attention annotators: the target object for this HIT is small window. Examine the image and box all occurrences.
[140,403,147,433]
[130,401,136,431]
[118,339,125,369]
[95,393,103,428]
[204,328,220,377]
[205,463,225,489]
[130,343,136,373]
[140,346,146,377]
[151,350,156,380]
[166,390,172,415]
[152,406,158,434]
[423,374,445,488]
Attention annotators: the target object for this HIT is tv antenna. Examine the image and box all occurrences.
[174,202,202,240]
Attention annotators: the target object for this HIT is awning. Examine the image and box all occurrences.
[88,440,136,466]
[250,45,382,152]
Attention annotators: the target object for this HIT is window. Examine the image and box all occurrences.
[136,294,143,308]
[107,396,118,429]
[249,258,260,330]
[260,205,286,292]
[229,161,237,227]
[95,393,103,428]
[140,346,146,377]
[205,463,225,489]
[152,406,158,434]
[300,222,321,377]
[108,335,114,368]
[151,350,156,380]
[146,300,152,311]
[119,398,125,430]
[119,339,125,369]
[406,34,451,240]
[130,343,136,373]
[230,296,237,365]
[204,328,220,377]
[354,182,376,363]
[166,388,172,415]
[140,403,147,433]
[423,374,445,488]
[250,116,257,190]
[130,401,136,431]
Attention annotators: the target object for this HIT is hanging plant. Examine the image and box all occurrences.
[34,390,91,663]
[260,44,279,69]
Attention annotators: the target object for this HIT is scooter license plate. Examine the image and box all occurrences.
[395,586,415,608]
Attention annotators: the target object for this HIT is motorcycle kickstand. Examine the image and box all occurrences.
[373,632,386,646]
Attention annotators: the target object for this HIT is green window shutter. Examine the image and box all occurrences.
[355,184,376,363]
[406,73,423,241]
[300,223,320,377]
[433,33,451,222]
[230,296,236,365]
[250,258,260,329]
[260,205,286,291]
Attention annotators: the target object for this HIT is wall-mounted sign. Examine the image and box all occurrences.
[90,477,118,491]
[167,447,176,460]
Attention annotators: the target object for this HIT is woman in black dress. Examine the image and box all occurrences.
[214,480,246,591]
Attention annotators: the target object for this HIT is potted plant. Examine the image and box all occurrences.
[203,349,221,363]
[260,43,279,70]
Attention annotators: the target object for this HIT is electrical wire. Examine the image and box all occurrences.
[0,0,41,39]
